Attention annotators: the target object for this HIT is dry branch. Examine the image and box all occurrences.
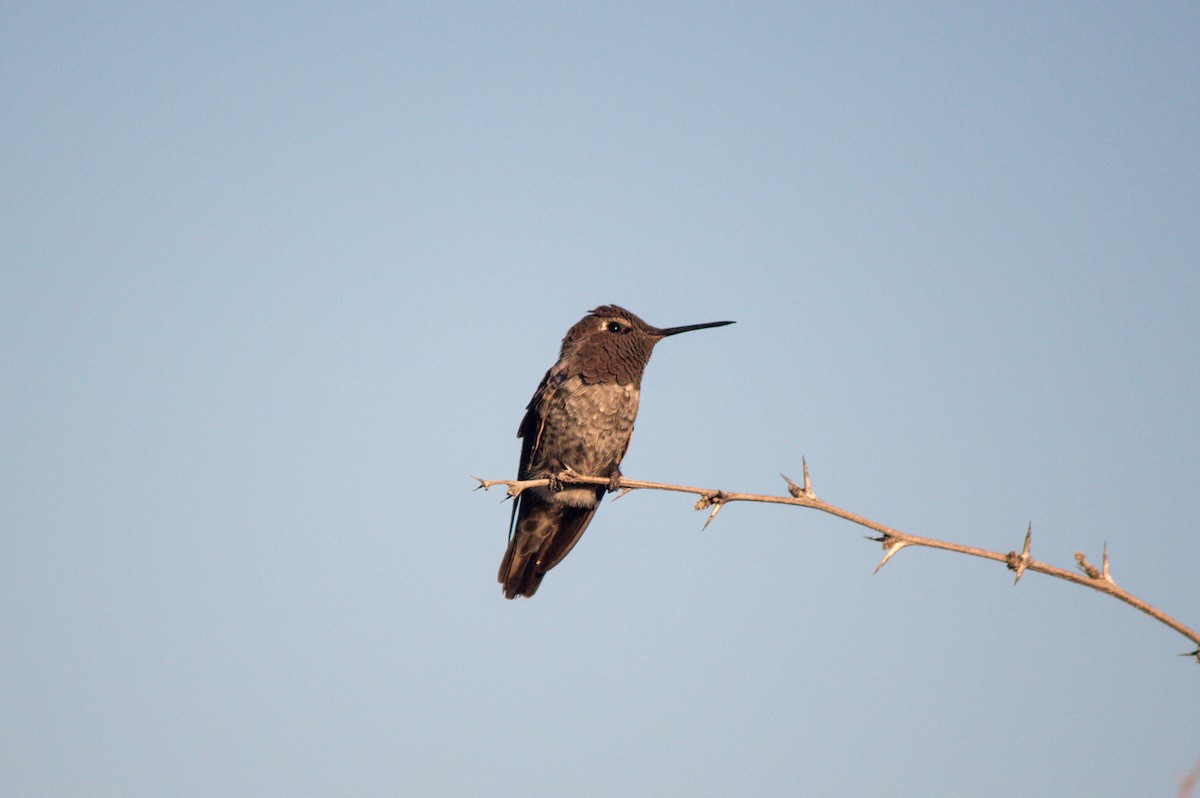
[474,464,1200,662]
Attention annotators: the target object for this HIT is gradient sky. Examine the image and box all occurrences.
[3,3,1198,796]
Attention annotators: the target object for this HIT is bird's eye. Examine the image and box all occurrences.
[606,321,626,334]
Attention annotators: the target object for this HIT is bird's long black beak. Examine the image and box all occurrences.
[655,319,735,337]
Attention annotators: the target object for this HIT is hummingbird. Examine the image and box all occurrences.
[498,305,734,598]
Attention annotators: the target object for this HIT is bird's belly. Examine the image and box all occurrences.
[534,380,639,505]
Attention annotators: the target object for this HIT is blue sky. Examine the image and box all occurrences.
[3,3,1198,796]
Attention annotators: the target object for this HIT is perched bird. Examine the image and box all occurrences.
[498,305,734,598]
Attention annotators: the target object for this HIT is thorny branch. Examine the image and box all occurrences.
[474,462,1200,663]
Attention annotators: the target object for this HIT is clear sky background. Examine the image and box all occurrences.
[3,3,1198,796]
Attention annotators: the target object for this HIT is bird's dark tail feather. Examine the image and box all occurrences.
[498,495,599,599]
[497,545,545,599]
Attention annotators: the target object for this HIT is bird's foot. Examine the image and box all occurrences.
[607,469,623,493]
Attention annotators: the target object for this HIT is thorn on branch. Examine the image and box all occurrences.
[782,473,802,498]
[694,491,725,530]
[872,533,910,574]
[1006,524,1033,585]
[781,458,817,500]
[701,500,724,530]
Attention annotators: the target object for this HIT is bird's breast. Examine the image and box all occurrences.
[534,378,640,499]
